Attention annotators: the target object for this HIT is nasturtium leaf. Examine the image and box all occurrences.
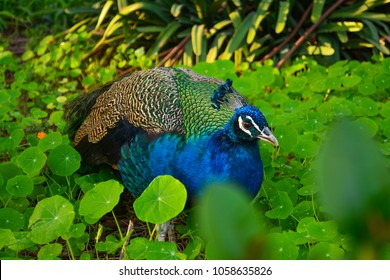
[16,147,47,175]
[146,241,182,260]
[7,197,29,212]
[297,185,318,196]
[275,125,298,153]
[342,74,361,88]
[355,117,378,137]
[308,242,344,260]
[358,83,376,95]
[325,77,341,90]
[382,58,390,75]
[255,66,275,87]
[134,175,187,224]
[282,231,309,246]
[297,217,317,233]
[38,132,62,151]
[380,142,390,156]
[8,232,35,252]
[286,76,307,93]
[2,129,24,151]
[0,229,15,250]
[381,118,390,138]
[31,108,48,119]
[0,208,24,231]
[28,195,75,244]
[373,74,390,89]
[294,135,319,159]
[353,96,378,117]
[233,76,258,97]
[79,180,124,224]
[302,112,327,132]
[306,221,338,241]
[265,232,298,260]
[380,101,390,118]
[49,111,66,130]
[37,243,63,260]
[96,235,121,254]
[265,191,293,219]
[293,201,315,220]
[62,223,86,240]
[309,74,326,92]
[6,175,34,197]
[47,144,81,176]
[183,236,203,260]
[128,237,150,260]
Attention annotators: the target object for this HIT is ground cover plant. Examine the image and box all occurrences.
[0,0,389,260]
[0,34,389,258]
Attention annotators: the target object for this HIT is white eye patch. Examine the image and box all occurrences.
[238,115,261,136]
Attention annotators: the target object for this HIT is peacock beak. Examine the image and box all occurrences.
[257,126,278,147]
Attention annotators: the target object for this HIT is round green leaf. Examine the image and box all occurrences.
[353,96,378,117]
[341,75,361,88]
[381,118,390,138]
[6,175,34,197]
[308,242,344,260]
[374,74,390,89]
[79,180,124,224]
[382,58,390,75]
[47,144,81,176]
[0,229,15,250]
[275,125,298,153]
[146,241,182,260]
[38,132,62,151]
[355,117,378,137]
[297,185,318,196]
[302,112,327,132]
[134,175,187,224]
[380,101,390,118]
[265,191,293,219]
[38,243,63,260]
[306,221,338,241]
[16,147,47,175]
[28,195,75,244]
[0,208,24,231]
[265,232,299,260]
[294,135,319,159]
[286,76,307,93]
[128,237,150,260]
[358,83,376,95]
[255,66,275,87]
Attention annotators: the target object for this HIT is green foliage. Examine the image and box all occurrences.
[27,0,388,68]
[134,175,187,224]
[0,27,389,259]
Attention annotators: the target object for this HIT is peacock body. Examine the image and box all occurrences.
[65,67,277,201]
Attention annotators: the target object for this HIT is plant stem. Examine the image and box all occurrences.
[111,211,123,240]
[66,239,75,260]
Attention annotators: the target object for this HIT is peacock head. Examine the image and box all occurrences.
[227,105,278,146]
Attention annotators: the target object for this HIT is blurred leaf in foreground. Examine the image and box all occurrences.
[317,120,390,259]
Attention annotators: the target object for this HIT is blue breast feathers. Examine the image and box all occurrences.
[117,130,263,201]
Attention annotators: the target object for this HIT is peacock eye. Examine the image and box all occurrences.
[242,122,253,130]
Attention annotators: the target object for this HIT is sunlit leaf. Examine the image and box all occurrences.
[134,175,186,224]
[28,195,75,244]
[79,180,124,224]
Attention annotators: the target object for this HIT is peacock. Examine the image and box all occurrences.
[65,67,278,205]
